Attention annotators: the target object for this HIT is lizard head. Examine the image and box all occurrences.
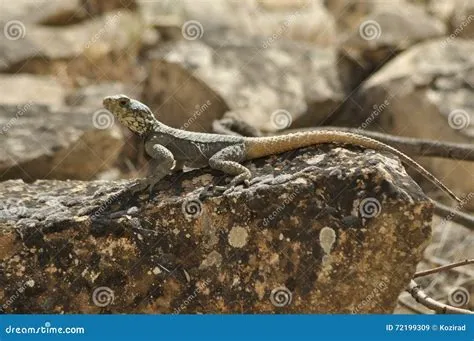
[103,95,157,136]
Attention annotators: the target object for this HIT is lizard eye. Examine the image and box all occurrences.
[118,98,129,107]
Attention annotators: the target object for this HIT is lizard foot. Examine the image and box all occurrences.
[198,184,227,200]
[127,178,160,200]
[198,176,251,200]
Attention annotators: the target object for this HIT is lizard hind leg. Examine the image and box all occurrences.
[208,145,251,189]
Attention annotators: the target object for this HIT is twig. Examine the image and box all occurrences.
[424,256,474,278]
[213,119,474,161]
[287,127,474,161]
[213,118,263,137]
[414,259,474,278]
[433,201,474,231]
[397,296,430,314]
[407,280,474,314]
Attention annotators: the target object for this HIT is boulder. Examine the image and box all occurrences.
[0,75,65,107]
[340,39,473,205]
[0,10,143,85]
[330,0,445,88]
[427,0,474,40]
[144,39,344,132]
[138,0,336,46]
[0,104,123,181]
[0,0,136,26]
[0,145,432,313]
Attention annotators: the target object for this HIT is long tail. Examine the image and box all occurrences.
[244,131,461,203]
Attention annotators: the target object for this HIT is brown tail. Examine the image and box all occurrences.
[244,131,461,203]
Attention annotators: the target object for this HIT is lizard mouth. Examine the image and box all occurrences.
[102,96,113,109]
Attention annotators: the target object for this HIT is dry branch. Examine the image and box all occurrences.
[407,280,473,314]
[414,259,474,278]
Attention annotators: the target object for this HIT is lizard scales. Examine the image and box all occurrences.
[103,94,461,203]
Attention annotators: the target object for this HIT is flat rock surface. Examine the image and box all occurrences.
[0,146,432,313]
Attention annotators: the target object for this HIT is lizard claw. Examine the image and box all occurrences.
[200,176,251,198]
[127,179,158,200]
[199,184,227,200]
[199,180,249,199]
[223,186,236,195]
[147,184,156,200]
[129,180,149,194]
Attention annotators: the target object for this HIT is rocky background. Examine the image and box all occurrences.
[0,0,473,313]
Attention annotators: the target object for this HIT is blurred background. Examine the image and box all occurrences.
[0,0,473,313]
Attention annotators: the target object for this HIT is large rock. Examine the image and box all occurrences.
[330,0,446,88]
[65,82,142,108]
[0,75,65,107]
[144,39,344,132]
[138,0,336,46]
[427,0,474,40]
[0,104,123,181]
[0,10,143,84]
[0,146,432,313]
[340,39,473,205]
[0,0,136,26]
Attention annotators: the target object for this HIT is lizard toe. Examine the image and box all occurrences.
[198,184,226,200]
[223,186,236,195]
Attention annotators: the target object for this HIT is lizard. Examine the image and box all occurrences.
[103,94,462,203]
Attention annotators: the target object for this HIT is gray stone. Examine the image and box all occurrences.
[145,39,344,133]
[0,104,123,181]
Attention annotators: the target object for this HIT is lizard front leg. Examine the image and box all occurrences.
[131,144,175,196]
